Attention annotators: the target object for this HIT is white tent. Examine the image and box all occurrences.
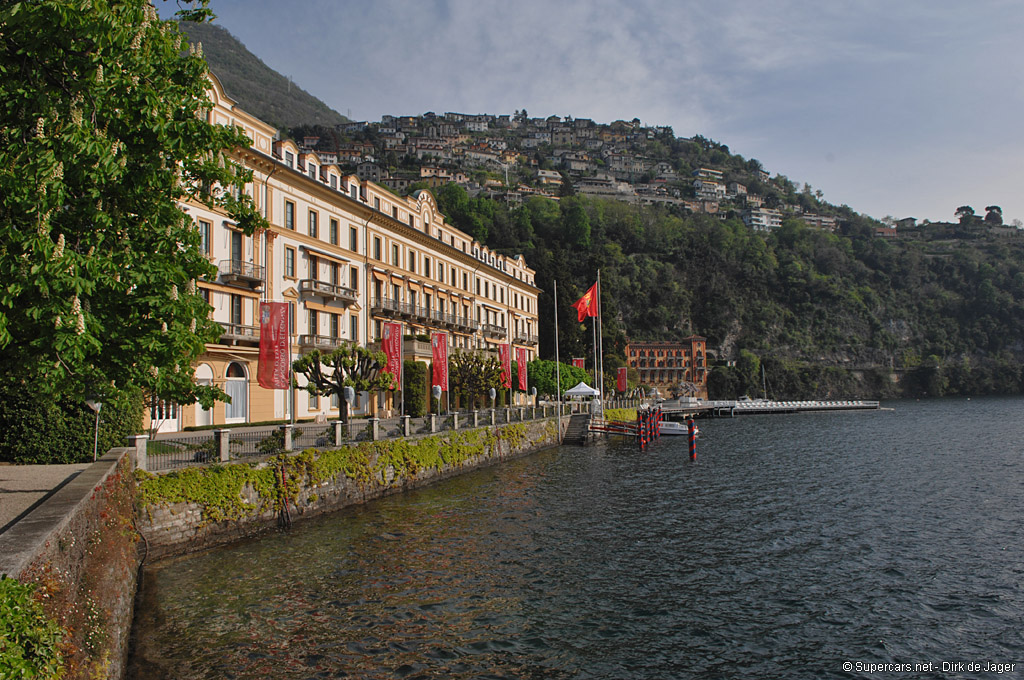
[564,382,600,399]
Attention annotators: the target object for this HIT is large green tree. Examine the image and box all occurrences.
[292,345,393,425]
[0,0,265,407]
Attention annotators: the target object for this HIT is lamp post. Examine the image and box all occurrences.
[489,387,496,414]
[85,399,102,462]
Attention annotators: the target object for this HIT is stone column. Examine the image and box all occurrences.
[369,417,380,441]
[127,434,148,471]
[280,424,293,451]
[453,412,460,430]
[214,429,230,462]
[402,415,411,437]
[472,410,479,428]
[430,414,438,433]
[334,421,344,446]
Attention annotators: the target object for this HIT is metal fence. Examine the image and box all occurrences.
[141,403,585,473]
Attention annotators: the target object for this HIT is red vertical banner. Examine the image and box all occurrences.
[516,348,528,391]
[499,343,511,388]
[258,302,290,389]
[572,357,585,369]
[617,366,628,392]
[382,322,402,390]
[431,332,448,388]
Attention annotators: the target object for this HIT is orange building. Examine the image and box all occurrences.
[625,336,707,398]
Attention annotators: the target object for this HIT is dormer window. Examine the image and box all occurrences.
[308,164,317,179]
[285,151,294,168]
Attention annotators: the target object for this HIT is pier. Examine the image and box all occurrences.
[662,398,881,419]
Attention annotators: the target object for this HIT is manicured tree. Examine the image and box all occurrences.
[0,0,265,410]
[448,350,502,410]
[402,359,428,417]
[292,345,394,426]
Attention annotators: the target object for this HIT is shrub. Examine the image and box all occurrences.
[0,576,64,679]
[403,360,428,417]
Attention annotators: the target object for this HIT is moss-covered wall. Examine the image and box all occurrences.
[136,419,562,560]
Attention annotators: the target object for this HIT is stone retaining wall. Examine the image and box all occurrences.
[137,418,564,561]
[0,449,141,680]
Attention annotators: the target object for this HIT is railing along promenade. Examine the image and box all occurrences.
[140,400,640,473]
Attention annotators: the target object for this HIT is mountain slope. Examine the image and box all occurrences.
[178,21,348,129]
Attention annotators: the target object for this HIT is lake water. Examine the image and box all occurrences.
[128,398,1024,679]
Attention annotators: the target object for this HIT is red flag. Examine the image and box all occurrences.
[572,357,585,369]
[499,343,511,389]
[258,302,289,389]
[617,367,628,392]
[572,282,598,322]
[382,322,402,390]
[516,348,528,391]
[431,332,448,388]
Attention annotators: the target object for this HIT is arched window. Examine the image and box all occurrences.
[225,362,248,422]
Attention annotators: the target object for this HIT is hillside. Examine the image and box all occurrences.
[178,22,348,129]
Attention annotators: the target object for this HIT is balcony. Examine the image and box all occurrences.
[218,260,265,290]
[481,323,507,339]
[220,322,259,344]
[370,297,402,317]
[299,279,357,305]
[514,333,539,346]
[297,334,348,352]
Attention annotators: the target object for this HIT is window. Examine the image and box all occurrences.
[350,315,359,343]
[330,313,340,339]
[330,218,339,245]
[331,392,339,409]
[285,200,295,230]
[463,273,468,290]
[350,227,358,253]
[424,257,431,278]
[330,175,337,189]
[437,262,444,282]
[409,215,416,229]
[200,288,211,306]
[330,263,339,285]
[373,237,381,260]
[308,309,318,335]
[308,163,317,179]
[350,267,358,291]
[197,219,211,255]
[408,251,416,273]
[350,184,358,200]
[392,243,399,266]
[392,207,398,219]
[230,294,242,325]
[476,278,480,295]
[308,210,318,238]
[374,197,380,210]
[308,255,318,281]
[288,302,295,334]
[285,151,294,168]
[285,247,296,278]
[309,392,319,409]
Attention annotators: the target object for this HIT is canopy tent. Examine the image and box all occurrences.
[564,382,600,399]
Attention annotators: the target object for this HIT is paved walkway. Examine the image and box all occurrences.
[0,463,90,534]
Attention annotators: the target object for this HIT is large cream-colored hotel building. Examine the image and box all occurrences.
[150,76,540,432]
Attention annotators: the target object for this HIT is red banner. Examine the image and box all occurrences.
[617,366,628,392]
[516,348,528,391]
[257,302,290,389]
[499,343,511,389]
[382,322,402,390]
[431,332,448,388]
[572,357,585,369]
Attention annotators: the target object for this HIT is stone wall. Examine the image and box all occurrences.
[0,449,141,680]
[137,418,563,561]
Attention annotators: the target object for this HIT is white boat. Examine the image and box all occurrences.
[660,421,698,436]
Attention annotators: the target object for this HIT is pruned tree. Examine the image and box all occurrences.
[292,345,394,425]
[449,350,502,409]
[955,205,976,225]
[984,205,1003,225]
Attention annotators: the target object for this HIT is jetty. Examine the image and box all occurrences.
[662,398,881,419]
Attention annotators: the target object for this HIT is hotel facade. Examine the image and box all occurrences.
[150,76,540,432]
[624,337,708,399]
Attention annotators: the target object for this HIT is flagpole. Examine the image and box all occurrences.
[597,269,605,415]
[554,280,562,443]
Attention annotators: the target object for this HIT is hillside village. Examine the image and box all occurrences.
[293,111,1021,243]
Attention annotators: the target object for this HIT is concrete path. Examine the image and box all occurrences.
[0,463,91,534]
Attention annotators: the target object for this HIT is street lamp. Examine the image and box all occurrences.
[85,399,102,462]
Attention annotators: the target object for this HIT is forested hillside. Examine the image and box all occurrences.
[429,185,1024,399]
[178,22,348,128]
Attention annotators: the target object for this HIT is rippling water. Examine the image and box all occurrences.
[129,398,1024,679]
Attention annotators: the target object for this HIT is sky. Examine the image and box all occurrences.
[175,0,1024,224]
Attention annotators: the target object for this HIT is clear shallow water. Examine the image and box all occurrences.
[129,398,1024,679]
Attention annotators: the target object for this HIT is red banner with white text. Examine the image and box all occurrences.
[572,357,585,369]
[499,343,511,389]
[516,348,528,391]
[617,367,628,392]
[258,302,290,389]
[431,332,448,388]
[382,322,402,390]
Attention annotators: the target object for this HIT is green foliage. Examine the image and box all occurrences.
[0,576,65,679]
[528,359,591,397]
[0,0,266,407]
[448,350,502,409]
[0,380,143,463]
[402,360,428,417]
[292,344,393,423]
[604,408,637,422]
